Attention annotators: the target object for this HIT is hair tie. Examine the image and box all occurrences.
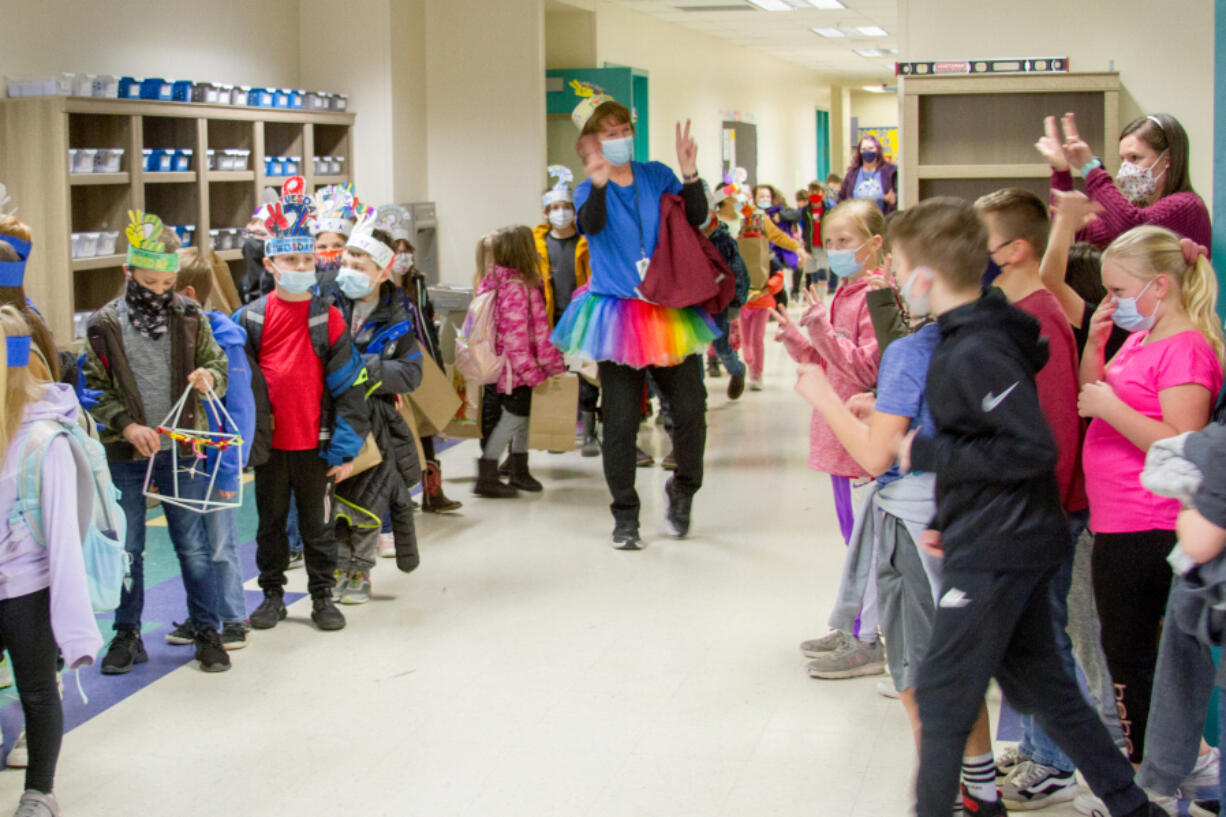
[1180,237,1208,267]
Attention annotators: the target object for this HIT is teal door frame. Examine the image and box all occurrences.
[816,109,831,183]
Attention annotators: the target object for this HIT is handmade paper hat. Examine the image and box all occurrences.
[376,205,412,243]
[125,210,179,273]
[263,177,316,257]
[542,165,575,208]
[570,80,616,130]
[311,183,357,238]
[0,183,30,288]
[347,208,396,271]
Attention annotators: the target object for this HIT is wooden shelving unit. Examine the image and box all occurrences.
[899,72,1120,208]
[0,97,356,339]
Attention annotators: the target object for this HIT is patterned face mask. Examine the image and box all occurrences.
[124,277,173,340]
[1116,152,1167,205]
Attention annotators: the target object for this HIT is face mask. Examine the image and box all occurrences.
[809,194,824,208]
[901,267,933,318]
[273,264,317,295]
[1116,153,1167,205]
[756,200,772,211]
[860,150,878,165]
[601,136,634,166]
[337,268,377,299]
[548,209,575,229]
[1111,278,1159,332]
[392,252,413,275]
[124,277,173,340]
[315,247,343,274]
[828,242,868,279]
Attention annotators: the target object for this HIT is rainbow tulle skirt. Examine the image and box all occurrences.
[551,288,720,369]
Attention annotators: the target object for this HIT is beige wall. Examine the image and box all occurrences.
[899,0,1215,195]
[546,9,598,70]
[390,0,429,204]
[850,90,899,129]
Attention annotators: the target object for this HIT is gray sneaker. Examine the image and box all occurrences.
[806,637,885,679]
[7,731,27,768]
[14,790,59,817]
[799,630,849,659]
[331,570,349,602]
[342,572,371,605]
[1000,761,1076,809]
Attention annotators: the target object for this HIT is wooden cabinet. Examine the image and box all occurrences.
[899,72,1120,208]
[0,97,355,340]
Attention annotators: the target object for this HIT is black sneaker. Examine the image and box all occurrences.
[249,592,287,630]
[311,596,346,631]
[727,372,745,400]
[663,477,691,538]
[221,622,250,651]
[101,629,148,675]
[661,449,678,471]
[611,520,644,550]
[194,628,232,673]
[961,785,1008,816]
[164,621,194,645]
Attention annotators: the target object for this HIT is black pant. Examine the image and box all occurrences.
[790,266,803,296]
[255,449,338,599]
[915,565,1145,817]
[1092,529,1176,762]
[598,355,706,524]
[0,590,61,794]
[579,378,599,414]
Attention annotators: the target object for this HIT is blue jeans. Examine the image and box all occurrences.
[203,507,246,625]
[711,311,745,378]
[1017,510,1088,773]
[110,452,221,633]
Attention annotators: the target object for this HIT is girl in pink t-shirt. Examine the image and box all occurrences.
[1078,225,1224,763]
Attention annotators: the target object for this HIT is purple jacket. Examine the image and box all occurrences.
[0,383,103,669]
[477,266,566,393]
[839,162,898,214]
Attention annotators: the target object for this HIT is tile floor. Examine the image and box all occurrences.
[0,336,1094,817]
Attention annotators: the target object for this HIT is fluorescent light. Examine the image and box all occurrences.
[802,0,845,8]
[811,26,845,37]
[744,0,792,10]
[855,48,884,57]
[861,85,886,93]
[857,25,888,36]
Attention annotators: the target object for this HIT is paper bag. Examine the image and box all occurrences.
[440,364,483,439]
[398,397,428,472]
[527,374,579,452]
[736,236,770,290]
[348,433,383,476]
[406,354,462,436]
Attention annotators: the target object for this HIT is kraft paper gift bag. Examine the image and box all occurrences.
[527,374,579,452]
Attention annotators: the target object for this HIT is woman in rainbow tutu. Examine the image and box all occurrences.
[551,90,716,550]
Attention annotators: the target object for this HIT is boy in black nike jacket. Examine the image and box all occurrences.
[890,199,1163,817]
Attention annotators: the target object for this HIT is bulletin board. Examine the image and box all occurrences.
[857,126,899,164]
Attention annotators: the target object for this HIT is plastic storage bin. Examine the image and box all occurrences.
[140,78,172,101]
[273,88,290,108]
[174,149,193,172]
[233,86,250,106]
[205,149,216,170]
[71,148,97,174]
[306,92,329,110]
[290,89,304,109]
[208,229,221,249]
[284,156,300,176]
[193,82,220,104]
[92,75,119,98]
[235,149,251,170]
[94,148,125,173]
[181,225,196,247]
[71,74,95,96]
[249,87,274,107]
[118,77,140,99]
[333,156,345,176]
[97,231,119,255]
[171,80,193,102]
[70,233,84,259]
[332,94,349,111]
[79,232,100,257]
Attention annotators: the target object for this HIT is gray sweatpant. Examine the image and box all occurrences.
[338,524,379,576]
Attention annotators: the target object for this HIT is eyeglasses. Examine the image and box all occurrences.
[989,238,1018,255]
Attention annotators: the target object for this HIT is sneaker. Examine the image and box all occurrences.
[287,550,304,570]
[1183,747,1221,790]
[663,477,691,538]
[0,655,12,689]
[612,520,644,551]
[249,592,287,630]
[13,790,59,817]
[1000,761,1076,810]
[799,630,848,658]
[1075,790,1176,817]
[706,356,722,378]
[378,532,396,558]
[996,745,1030,779]
[727,372,745,400]
[806,637,885,679]
[635,447,654,468]
[1189,802,1220,817]
[194,628,231,673]
[311,596,346,630]
[164,621,194,645]
[1074,791,1107,817]
[100,629,148,675]
[748,376,763,391]
[876,677,900,699]
[661,449,678,471]
[7,731,27,768]
[342,572,371,605]
[221,622,250,651]
[961,786,1007,817]
[331,569,349,602]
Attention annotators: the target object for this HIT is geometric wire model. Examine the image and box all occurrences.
[142,384,244,513]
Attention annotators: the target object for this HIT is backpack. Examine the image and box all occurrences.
[455,281,521,388]
[9,417,128,613]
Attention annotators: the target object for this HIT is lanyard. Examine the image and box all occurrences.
[630,169,646,260]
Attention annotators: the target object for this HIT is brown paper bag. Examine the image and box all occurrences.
[398,397,428,471]
[441,364,483,439]
[348,432,383,476]
[406,354,462,436]
[736,236,770,290]
[528,374,579,452]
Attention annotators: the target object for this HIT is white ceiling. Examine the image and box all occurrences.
[598,0,899,84]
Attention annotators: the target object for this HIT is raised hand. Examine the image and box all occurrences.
[675,119,698,178]
[1051,189,1102,230]
[1035,115,1069,171]
[1060,112,1094,171]
[576,134,611,188]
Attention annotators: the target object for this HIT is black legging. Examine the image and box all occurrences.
[1,589,62,794]
[1091,529,1176,763]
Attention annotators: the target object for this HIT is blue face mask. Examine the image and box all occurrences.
[601,136,634,166]
[827,242,867,279]
[274,265,317,295]
[1112,279,1158,332]
[337,268,376,299]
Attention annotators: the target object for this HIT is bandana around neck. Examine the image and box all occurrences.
[124,278,173,340]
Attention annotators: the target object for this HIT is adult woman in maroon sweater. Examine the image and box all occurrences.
[1039,112,1211,253]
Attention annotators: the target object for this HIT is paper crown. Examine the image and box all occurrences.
[311,183,357,238]
[542,165,574,208]
[569,80,616,130]
[377,205,412,243]
[346,209,396,271]
[263,177,316,257]
[4,335,30,368]
[125,210,180,273]
[0,183,30,287]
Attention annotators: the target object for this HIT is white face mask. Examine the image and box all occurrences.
[548,209,575,229]
[392,252,413,275]
[901,266,933,318]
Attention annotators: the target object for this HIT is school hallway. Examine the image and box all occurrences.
[0,336,1050,817]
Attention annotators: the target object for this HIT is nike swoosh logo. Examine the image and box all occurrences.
[981,382,1019,413]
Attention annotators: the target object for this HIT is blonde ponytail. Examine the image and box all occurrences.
[1103,225,1226,364]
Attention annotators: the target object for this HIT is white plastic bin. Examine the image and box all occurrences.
[92,75,118,98]
[97,231,119,255]
[175,148,193,172]
[79,232,100,257]
[95,148,124,173]
[70,233,84,259]
[209,229,221,249]
[71,148,97,174]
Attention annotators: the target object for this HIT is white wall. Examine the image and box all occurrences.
[425,0,547,285]
[899,0,1215,195]
[390,0,429,203]
[850,90,899,129]
[592,1,831,194]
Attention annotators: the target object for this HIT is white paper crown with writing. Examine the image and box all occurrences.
[542,165,574,208]
[346,206,396,271]
[570,79,615,130]
[311,183,357,238]
[380,205,412,243]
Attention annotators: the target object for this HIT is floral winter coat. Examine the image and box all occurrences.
[477,265,566,394]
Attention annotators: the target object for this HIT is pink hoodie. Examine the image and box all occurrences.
[781,273,882,477]
[0,383,103,669]
[477,265,567,393]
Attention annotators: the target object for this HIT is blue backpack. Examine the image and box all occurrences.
[9,416,128,613]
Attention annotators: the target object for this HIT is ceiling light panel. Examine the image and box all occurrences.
[744,0,792,9]
[811,27,845,37]
[857,25,888,36]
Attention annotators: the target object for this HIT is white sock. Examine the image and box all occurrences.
[962,753,997,802]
